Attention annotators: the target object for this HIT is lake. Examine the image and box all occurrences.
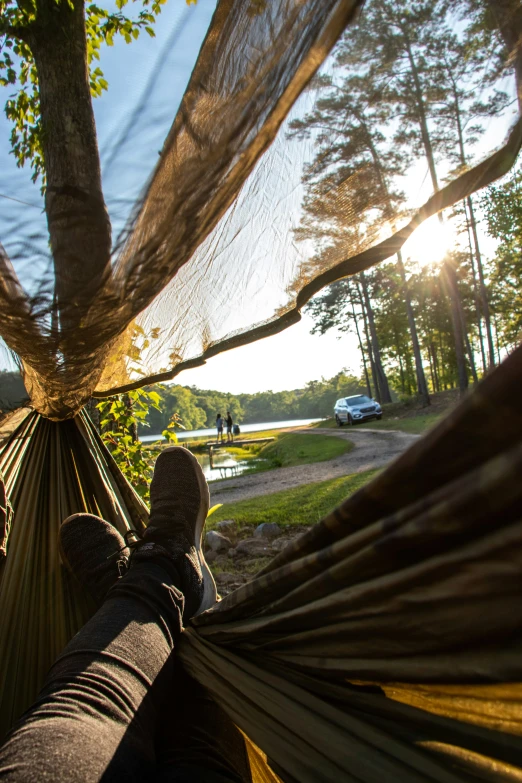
[140,418,322,443]
[141,417,323,481]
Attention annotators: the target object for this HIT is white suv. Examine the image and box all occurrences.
[334,395,382,426]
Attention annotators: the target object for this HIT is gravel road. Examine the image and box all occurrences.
[209,427,418,505]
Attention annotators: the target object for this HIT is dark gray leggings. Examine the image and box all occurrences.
[0,562,251,782]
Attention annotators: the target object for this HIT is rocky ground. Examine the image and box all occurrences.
[205,519,312,596]
[205,427,419,594]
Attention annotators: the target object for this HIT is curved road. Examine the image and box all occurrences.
[209,427,418,505]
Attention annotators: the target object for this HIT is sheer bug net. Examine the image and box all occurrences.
[1,0,522,779]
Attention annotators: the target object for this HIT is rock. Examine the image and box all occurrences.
[205,549,219,563]
[235,537,271,557]
[205,530,232,553]
[216,519,236,532]
[254,522,281,540]
[271,538,290,553]
[228,548,237,558]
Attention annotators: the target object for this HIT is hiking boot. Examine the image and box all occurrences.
[133,446,217,618]
[59,513,132,606]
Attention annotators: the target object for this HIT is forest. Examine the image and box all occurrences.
[139,373,367,434]
[290,0,521,406]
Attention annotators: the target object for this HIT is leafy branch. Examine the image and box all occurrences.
[0,0,196,185]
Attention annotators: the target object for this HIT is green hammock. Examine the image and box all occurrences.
[1,348,522,780]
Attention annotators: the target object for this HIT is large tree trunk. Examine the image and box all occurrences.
[28,0,111,336]
[17,0,112,418]
[396,251,430,406]
[359,273,392,404]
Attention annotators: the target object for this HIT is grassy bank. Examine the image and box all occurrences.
[209,469,377,529]
[224,431,353,475]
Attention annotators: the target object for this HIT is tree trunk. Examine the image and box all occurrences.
[29,0,111,333]
[396,251,430,405]
[357,281,380,401]
[359,273,392,404]
[441,260,468,393]
[349,291,372,398]
[463,201,487,373]
[467,195,495,368]
[398,352,405,395]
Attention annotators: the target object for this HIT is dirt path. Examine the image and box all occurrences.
[209,427,418,505]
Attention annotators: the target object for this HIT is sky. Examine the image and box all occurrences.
[0,0,516,394]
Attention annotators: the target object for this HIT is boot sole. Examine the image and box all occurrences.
[159,447,218,615]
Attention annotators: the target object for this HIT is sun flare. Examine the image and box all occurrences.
[401,215,458,268]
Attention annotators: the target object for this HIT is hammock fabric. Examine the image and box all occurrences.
[1,347,522,780]
[1,0,522,780]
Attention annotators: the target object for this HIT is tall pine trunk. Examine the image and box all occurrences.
[359,273,392,404]
[402,27,469,392]
[467,196,495,367]
[449,70,495,371]
[463,201,487,372]
[396,251,430,405]
[356,281,381,401]
[349,287,373,398]
[441,260,468,393]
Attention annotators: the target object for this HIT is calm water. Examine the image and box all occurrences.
[141,417,322,481]
[140,417,321,443]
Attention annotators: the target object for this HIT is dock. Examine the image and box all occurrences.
[206,437,275,469]
[206,437,275,449]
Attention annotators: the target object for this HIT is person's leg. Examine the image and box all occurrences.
[155,661,253,783]
[0,447,217,783]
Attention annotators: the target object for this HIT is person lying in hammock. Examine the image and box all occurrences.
[0,447,252,782]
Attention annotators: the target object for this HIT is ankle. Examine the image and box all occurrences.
[129,540,204,621]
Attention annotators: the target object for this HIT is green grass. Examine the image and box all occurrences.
[256,432,352,468]
[310,418,338,429]
[313,412,443,435]
[209,469,377,529]
[358,413,442,434]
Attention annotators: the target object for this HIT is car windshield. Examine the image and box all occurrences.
[345,395,372,406]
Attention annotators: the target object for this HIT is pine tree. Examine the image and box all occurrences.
[289,67,429,403]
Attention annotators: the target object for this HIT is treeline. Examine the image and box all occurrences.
[143,372,366,434]
[292,0,520,404]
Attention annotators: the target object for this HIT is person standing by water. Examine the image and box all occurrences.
[226,411,234,443]
[216,413,224,443]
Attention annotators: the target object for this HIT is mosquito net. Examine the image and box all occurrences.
[0,0,520,418]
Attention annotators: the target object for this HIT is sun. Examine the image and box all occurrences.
[401,214,458,268]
